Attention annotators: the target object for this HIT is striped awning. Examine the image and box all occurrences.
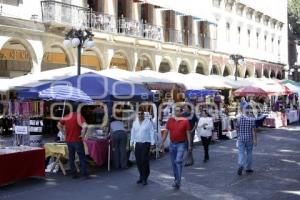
[39,85,93,104]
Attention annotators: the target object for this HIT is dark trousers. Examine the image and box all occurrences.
[201,136,211,160]
[135,142,151,181]
[67,141,88,176]
[111,130,128,169]
[214,121,224,139]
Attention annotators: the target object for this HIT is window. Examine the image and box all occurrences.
[226,23,230,42]
[264,35,267,51]
[225,3,233,11]
[271,38,274,53]
[248,29,251,48]
[213,0,221,8]
[237,26,241,44]
[278,40,281,56]
[271,22,275,29]
[246,9,253,20]
[256,32,259,49]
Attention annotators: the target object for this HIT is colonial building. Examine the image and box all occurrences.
[0,0,287,79]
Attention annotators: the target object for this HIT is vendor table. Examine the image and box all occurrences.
[84,138,108,167]
[263,112,287,128]
[44,143,69,175]
[287,110,299,124]
[45,139,109,175]
[0,146,45,186]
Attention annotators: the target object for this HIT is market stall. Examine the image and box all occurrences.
[286,109,299,124]
[263,112,287,128]
[17,72,153,172]
[0,146,45,185]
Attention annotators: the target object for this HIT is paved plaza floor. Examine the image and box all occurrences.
[0,126,299,200]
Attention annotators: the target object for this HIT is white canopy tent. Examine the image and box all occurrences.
[0,79,10,92]
[210,75,248,89]
[163,72,205,90]
[186,73,232,89]
[8,66,97,90]
[97,68,136,82]
[284,83,300,93]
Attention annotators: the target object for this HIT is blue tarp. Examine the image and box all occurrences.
[17,72,153,102]
[185,89,218,99]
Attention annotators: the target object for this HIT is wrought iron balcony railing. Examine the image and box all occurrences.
[40,1,214,48]
[41,1,90,27]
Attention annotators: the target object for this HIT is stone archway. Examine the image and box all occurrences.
[236,68,242,77]
[81,49,102,71]
[276,72,282,80]
[110,52,130,71]
[270,70,276,78]
[178,61,190,74]
[211,64,221,75]
[0,39,34,78]
[196,62,207,75]
[136,54,154,71]
[223,65,231,76]
[255,68,262,78]
[245,69,251,78]
[263,69,269,78]
[41,44,70,71]
[159,58,172,73]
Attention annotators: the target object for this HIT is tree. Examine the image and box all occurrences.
[289,0,300,35]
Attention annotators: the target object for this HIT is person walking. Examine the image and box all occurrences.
[57,103,88,178]
[130,108,155,185]
[236,106,257,176]
[196,110,214,162]
[240,97,248,112]
[160,106,192,189]
[110,117,128,169]
[181,105,198,166]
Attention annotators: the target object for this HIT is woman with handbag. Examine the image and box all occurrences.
[196,110,214,162]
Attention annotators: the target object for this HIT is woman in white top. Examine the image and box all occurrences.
[196,110,214,162]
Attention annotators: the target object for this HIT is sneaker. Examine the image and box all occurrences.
[246,169,254,174]
[237,167,243,176]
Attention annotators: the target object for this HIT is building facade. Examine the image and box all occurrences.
[0,0,288,80]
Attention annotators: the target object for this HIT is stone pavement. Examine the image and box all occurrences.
[0,126,299,200]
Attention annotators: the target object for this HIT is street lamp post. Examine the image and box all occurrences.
[229,54,244,81]
[63,29,95,75]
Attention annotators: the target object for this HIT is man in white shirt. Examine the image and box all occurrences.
[130,108,155,185]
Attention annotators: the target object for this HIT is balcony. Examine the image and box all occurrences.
[41,1,90,28]
[41,1,163,41]
[163,28,216,50]
[40,1,214,49]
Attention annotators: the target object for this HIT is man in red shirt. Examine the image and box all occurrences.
[57,103,88,178]
[160,105,192,189]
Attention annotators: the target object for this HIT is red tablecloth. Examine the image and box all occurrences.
[84,139,108,166]
[0,148,45,186]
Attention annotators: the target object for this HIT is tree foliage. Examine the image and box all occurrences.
[289,0,300,35]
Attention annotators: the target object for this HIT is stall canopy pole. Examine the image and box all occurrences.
[61,100,66,118]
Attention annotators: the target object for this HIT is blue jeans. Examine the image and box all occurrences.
[169,142,187,185]
[238,140,253,170]
[67,141,88,176]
